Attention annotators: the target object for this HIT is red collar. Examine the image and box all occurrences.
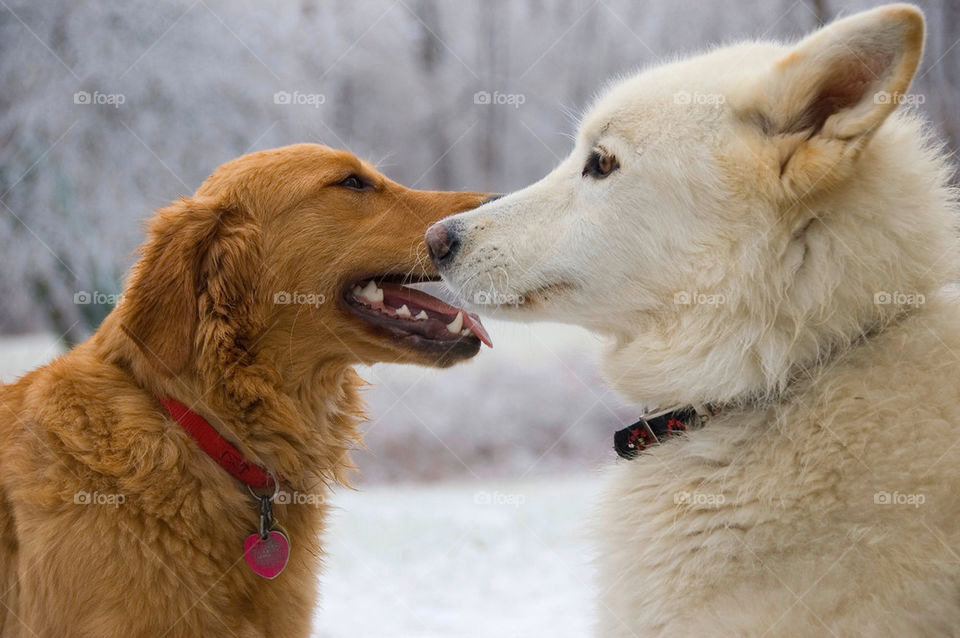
[159,397,278,489]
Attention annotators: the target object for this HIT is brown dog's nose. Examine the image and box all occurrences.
[426,222,459,266]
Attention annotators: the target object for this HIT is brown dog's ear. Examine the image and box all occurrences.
[120,196,233,376]
[760,4,924,196]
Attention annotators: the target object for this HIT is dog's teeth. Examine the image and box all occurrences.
[396,304,411,318]
[460,328,472,337]
[359,280,383,303]
[415,310,429,321]
[446,311,464,334]
[352,286,363,297]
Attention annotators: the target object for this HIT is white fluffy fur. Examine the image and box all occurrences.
[435,4,960,635]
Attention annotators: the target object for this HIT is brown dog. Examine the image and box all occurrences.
[0,144,490,637]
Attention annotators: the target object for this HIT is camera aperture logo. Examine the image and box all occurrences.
[474,490,525,508]
[874,290,924,307]
[874,490,925,508]
[74,490,125,507]
[473,90,526,109]
[674,290,725,307]
[873,90,925,106]
[74,290,123,306]
[674,490,725,507]
[673,90,725,107]
[275,490,323,507]
[273,90,325,108]
[74,91,125,108]
[473,290,525,306]
[273,291,326,307]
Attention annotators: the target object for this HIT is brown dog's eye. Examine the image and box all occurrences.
[338,175,370,191]
[582,151,619,179]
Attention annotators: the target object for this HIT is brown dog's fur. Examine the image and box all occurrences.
[0,144,487,637]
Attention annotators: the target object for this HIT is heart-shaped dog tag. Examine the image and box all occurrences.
[243,530,290,579]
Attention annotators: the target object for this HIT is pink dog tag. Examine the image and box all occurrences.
[244,530,290,579]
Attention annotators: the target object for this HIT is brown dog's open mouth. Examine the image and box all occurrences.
[343,276,493,351]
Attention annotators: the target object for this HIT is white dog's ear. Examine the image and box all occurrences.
[762,4,924,196]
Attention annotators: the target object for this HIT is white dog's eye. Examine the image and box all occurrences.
[582,151,619,179]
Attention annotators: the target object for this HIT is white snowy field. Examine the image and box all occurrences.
[314,475,601,638]
[0,332,68,383]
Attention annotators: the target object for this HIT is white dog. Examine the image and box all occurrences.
[428,4,960,635]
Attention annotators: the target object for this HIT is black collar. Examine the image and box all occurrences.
[614,404,716,460]
[611,322,892,460]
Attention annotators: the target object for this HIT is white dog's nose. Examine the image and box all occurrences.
[426,221,458,266]
[427,195,502,267]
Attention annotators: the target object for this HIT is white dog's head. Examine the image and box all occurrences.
[429,4,957,407]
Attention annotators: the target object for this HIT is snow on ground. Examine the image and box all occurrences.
[313,474,601,638]
[0,332,65,383]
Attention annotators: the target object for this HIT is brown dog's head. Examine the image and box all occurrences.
[116,144,491,384]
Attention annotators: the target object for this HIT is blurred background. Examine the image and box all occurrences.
[2,1,958,635]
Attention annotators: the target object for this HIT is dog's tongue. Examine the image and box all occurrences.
[461,312,492,348]
[380,282,493,348]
